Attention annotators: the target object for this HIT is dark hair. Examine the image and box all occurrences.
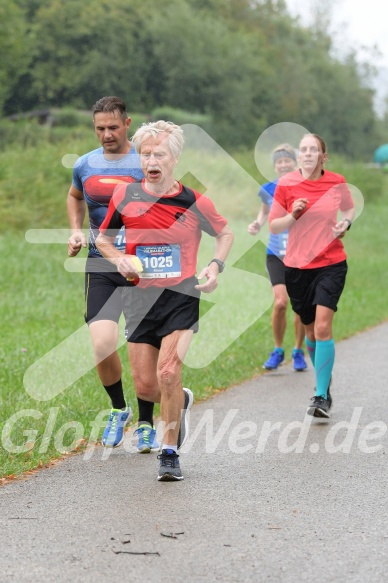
[92,96,127,122]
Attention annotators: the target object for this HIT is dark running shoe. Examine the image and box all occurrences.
[308,376,333,418]
[177,387,193,450]
[157,449,184,481]
[307,394,333,418]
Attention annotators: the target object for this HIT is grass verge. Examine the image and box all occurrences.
[1,197,388,478]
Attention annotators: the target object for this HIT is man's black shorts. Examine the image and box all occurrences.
[266,254,286,287]
[122,277,200,349]
[285,260,348,325]
[84,257,128,324]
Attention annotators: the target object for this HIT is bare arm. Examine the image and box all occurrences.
[95,233,143,280]
[195,224,234,293]
[269,198,308,234]
[333,207,356,238]
[247,203,270,235]
[67,185,87,256]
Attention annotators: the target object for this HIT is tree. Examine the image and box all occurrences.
[0,0,32,114]
[13,0,149,110]
[1,0,381,157]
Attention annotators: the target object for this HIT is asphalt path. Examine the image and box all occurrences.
[1,323,388,582]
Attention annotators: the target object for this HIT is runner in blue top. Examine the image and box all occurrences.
[67,96,159,452]
[248,143,307,371]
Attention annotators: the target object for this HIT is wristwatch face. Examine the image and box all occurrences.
[210,259,225,272]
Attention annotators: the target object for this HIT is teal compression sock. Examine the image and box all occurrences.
[315,339,334,399]
[305,337,316,367]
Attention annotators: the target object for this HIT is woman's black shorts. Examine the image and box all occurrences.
[266,254,286,287]
[285,260,348,325]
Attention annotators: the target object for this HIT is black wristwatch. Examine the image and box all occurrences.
[343,218,352,231]
[208,258,225,273]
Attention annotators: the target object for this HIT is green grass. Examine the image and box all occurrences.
[1,128,388,478]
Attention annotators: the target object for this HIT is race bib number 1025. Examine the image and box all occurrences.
[136,244,181,278]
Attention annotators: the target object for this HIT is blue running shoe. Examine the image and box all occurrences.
[102,406,133,447]
[292,349,308,371]
[134,422,160,453]
[263,349,284,370]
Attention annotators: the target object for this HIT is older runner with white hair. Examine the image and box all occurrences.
[96,120,234,481]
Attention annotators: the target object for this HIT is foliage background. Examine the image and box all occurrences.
[2,0,388,157]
